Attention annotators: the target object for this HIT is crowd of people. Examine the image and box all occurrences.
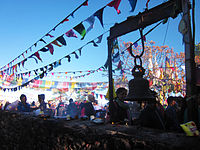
[0,87,200,132]
[108,87,200,132]
[0,93,108,121]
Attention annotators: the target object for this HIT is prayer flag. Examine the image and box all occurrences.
[96,34,103,43]
[65,29,78,38]
[84,15,95,32]
[73,23,86,40]
[39,38,46,44]
[56,35,67,46]
[34,52,42,62]
[94,7,104,27]
[46,43,54,55]
[46,33,54,38]
[107,0,122,14]
[52,40,62,47]
[128,0,137,12]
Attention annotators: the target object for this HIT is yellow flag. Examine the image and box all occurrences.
[105,79,117,99]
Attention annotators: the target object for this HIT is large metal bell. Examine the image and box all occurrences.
[125,65,155,101]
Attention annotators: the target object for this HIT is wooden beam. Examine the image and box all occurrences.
[109,0,182,40]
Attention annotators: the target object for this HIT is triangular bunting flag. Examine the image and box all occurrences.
[65,55,71,62]
[56,35,67,46]
[107,0,121,14]
[46,33,54,38]
[96,34,103,43]
[87,40,98,47]
[128,0,137,12]
[46,43,54,55]
[146,0,150,9]
[61,17,69,23]
[72,52,79,59]
[83,0,88,6]
[65,29,78,38]
[84,15,95,33]
[78,47,82,56]
[29,54,38,64]
[73,23,86,40]
[39,47,49,52]
[39,39,47,44]
[21,59,27,67]
[34,51,42,62]
[94,7,104,28]
[52,40,62,47]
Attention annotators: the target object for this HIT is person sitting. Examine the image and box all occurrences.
[110,87,130,124]
[17,94,31,112]
[165,96,180,131]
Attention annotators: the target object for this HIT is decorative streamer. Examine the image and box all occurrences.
[65,29,78,38]
[94,7,105,28]
[56,35,67,46]
[107,0,122,14]
[52,40,62,47]
[128,0,137,12]
[46,44,54,55]
[73,23,86,40]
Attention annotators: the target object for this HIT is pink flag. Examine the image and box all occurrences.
[107,0,121,14]
[65,29,78,38]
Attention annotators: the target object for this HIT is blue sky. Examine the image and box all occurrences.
[0,0,199,84]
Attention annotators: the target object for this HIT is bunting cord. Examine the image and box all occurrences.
[0,0,88,71]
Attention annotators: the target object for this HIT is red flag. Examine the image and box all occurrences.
[46,33,54,38]
[107,0,121,14]
[146,0,150,9]
[34,51,42,62]
[61,18,69,23]
[47,43,54,55]
[83,0,88,6]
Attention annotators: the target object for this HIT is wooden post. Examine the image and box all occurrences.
[107,36,114,122]
[182,0,198,123]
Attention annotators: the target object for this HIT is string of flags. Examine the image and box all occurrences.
[0,0,138,73]
[0,0,89,71]
[0,31,109,91]
[0,30,106,78]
